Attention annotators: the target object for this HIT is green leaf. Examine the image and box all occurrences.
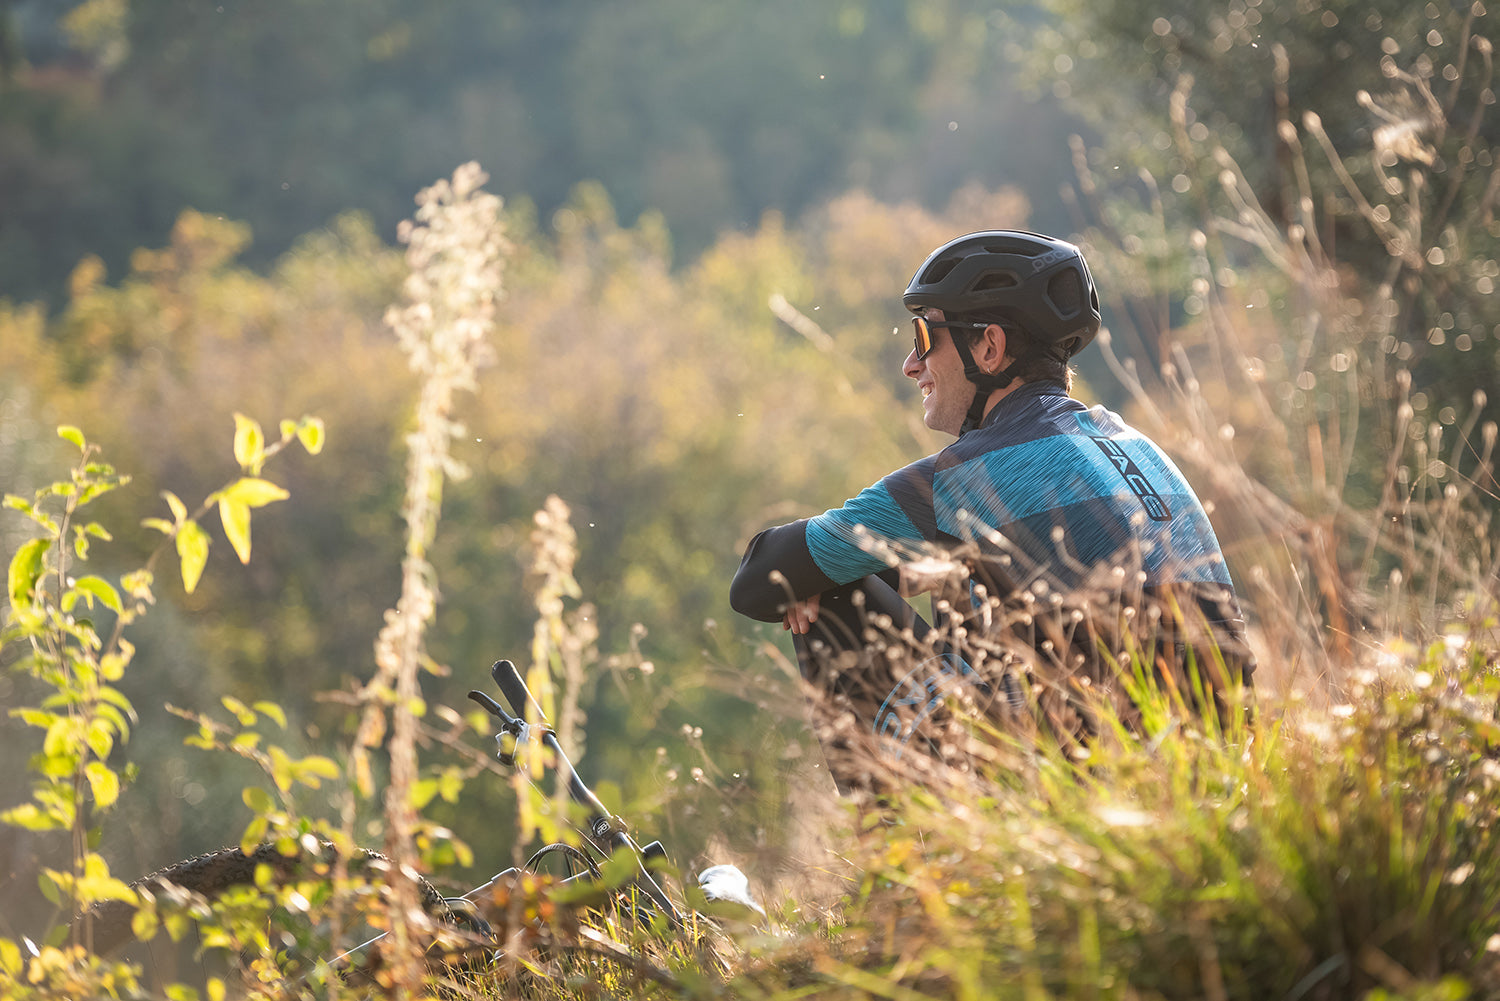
[297,756,339,780]
[101,638,136,680]
[439,766,463,803]
[162,910,192,943]
[0,937,21,975]
[100,682,135,713]
[176,521,210,594]
[84,720,116,760]
[85,761,121,809]
[296,755,340,785]
[9,537,51,606]
[131,905,160,943]
[409,778,439,811]
[268,746,294,792]
[218,495,252,564]
[222,695,256,725]
[240,815,269,855]
[233,412,265,473]
[13,491,58,527]
[242,787,275,815]
[74,576,124,614]
[252,701,287,729]
[220,477,290,508]
[43,716,76,758]
[142,517,175,536]
[76,853,135,904]
[38,869,61,906]
[97,706,132,745]
[58,425,86,451]
[296,416,326,455]
[163,491,187,523]
[78,475,129,506]
[5,802,62,831]
[13,707,56,727]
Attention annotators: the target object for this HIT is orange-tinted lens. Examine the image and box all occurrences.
[912,317,934,359]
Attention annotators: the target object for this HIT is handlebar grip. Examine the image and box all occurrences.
[492,660,546,722]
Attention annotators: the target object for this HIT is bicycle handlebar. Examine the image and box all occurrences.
[492,659,543,722]
[467,659,682,927]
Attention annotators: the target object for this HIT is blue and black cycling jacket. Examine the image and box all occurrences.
[730,381,1246,639]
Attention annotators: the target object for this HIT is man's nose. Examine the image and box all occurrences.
[902,347,922,378]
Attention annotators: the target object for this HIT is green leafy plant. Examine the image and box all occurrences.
[1,416,320,996]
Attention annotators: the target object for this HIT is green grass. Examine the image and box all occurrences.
[717,636,1500,1001]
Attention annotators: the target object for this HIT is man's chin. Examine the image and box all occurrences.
[922,411,957,437]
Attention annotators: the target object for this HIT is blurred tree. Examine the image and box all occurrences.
[0,0,1081,307]
[1016,0,1498,430]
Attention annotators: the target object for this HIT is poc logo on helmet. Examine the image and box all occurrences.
[1031,248,1071,272]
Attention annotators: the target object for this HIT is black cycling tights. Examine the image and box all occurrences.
[788,574,1020,792]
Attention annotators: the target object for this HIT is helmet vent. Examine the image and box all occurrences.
[971,270,1019,292]
[920,257,961,285]
[986,241,1042,257]
[1047,269,1083,316]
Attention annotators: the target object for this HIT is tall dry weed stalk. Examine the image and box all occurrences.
[506,497,599,874]
[353,161,507,994]
[526,496,597,761]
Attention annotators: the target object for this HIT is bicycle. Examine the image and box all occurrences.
[78,658,762,992]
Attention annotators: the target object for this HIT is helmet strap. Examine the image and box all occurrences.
[951,334,1021,435]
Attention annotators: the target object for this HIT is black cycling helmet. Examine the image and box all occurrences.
[903,230,1101,358]
[903,230,1102,433]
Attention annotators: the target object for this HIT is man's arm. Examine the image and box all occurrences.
[731,463,938,622]
[728,519,839,622]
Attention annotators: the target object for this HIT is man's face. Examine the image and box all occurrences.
[903,308,975,437]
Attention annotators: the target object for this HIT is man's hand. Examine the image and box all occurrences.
[782,593,821,635]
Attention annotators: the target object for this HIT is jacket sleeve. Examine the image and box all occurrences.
[728,519,839,622]
[730,465,934,622]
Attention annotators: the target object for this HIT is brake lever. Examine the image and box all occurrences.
[467,689,514,724]
[468,689,528,766]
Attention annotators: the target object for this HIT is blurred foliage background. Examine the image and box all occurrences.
[2,0,1495,948]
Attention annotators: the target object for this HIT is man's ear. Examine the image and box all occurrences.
[978,323,1009,374]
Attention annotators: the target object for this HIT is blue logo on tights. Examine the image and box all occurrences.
[875,654,973,752]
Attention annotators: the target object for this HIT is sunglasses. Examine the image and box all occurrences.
[910,316,991,360]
